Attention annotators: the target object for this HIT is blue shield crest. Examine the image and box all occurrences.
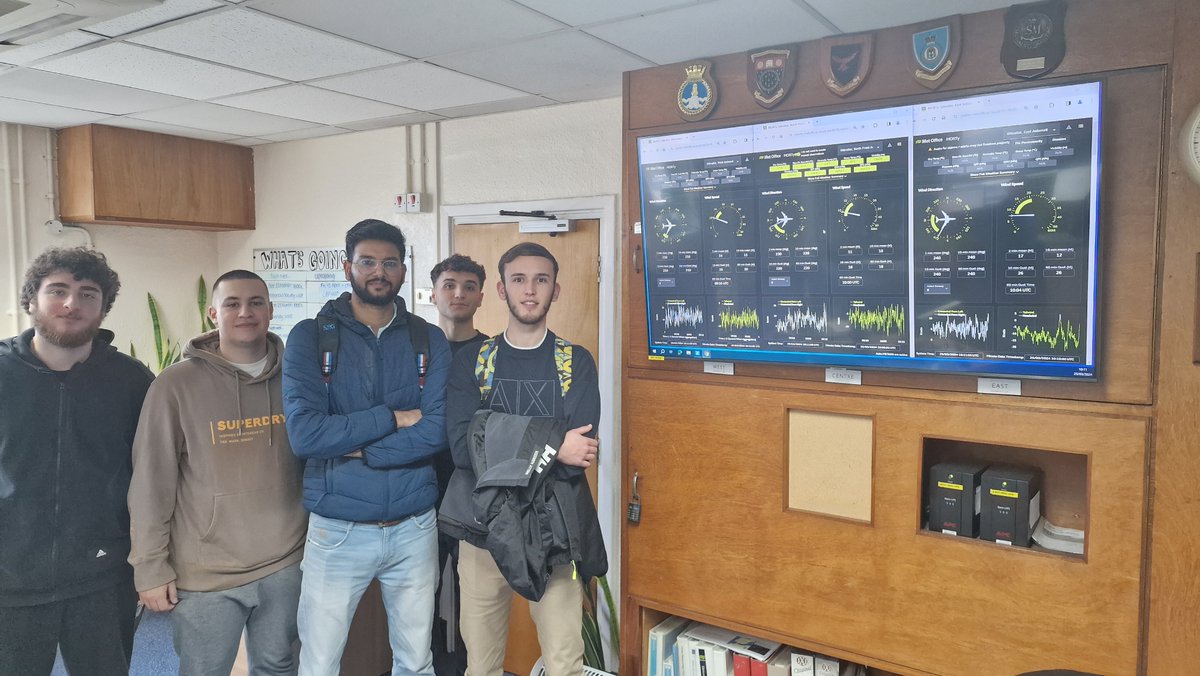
[913,25,951,74]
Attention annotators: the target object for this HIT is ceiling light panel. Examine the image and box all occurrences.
[34,42,282,99]
[316,62,528,111]
[585,0,832,65]
[83,0,224,38]
[252,0,564,58]
[128,9,404,81]
[215,85,413,125]
[0,69,188,114]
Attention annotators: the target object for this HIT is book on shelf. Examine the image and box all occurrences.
[733,653,751,676]
[791,652,815,676]
[708,644,733,676]
[682,622,783,662]
[649,616,695,676]
[765,649,790,676]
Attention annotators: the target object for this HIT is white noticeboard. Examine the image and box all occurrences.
[253,246,413,343]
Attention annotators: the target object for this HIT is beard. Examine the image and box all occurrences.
[350,275,399,307]
[505,294,553,326]
[31,308,101,348]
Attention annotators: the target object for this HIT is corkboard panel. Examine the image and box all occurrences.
[621,378,1147,675]
[787,410,873,522]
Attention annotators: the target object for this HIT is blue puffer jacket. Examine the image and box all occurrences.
[282,293,450,522]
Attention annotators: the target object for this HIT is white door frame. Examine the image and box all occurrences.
[440,195,622,626]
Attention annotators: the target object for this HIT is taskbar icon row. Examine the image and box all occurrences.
[650,347,711,359]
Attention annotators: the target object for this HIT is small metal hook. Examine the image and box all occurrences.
[632,472,640,499]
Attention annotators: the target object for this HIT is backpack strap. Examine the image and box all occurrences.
[475,335,574,401]
[475,337,499,401]
[407,313,431,390]
[553,337,572,397]
[316,311,339,383]
[315,307,432,388]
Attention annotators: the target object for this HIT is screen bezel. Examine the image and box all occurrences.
[635,78,1104,381]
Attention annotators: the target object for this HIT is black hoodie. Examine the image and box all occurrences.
[0,328,153,607]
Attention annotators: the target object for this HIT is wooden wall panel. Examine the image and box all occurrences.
[1146,0,1200,671]
[622,379,1146,675]
[618,0,1200,674]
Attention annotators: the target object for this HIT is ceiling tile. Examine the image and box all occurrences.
[316,62,528,111]
[543,83,623,104]
[101,116,240,142]
[0,70,189,115]
[431,95,556,120]
[0,31,103,66]
[339,112,446,131]
[129,101,315,136]
[511,0,701,27]
[258,126,350,142]
[585,0,832,65]
[804,0,1011,32]
[214,85,413,125]
[34,42,283,99]
[0,97,109,128]
[430,31,650,97]
[252,0,564,58]
[129,9,404,80]
[83,0,224,38]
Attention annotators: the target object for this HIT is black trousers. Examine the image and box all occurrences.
[0,578,137,676]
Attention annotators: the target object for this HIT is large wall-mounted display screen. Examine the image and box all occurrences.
[637,81,1102,379]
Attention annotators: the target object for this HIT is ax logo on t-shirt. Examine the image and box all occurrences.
[488,378,557,417]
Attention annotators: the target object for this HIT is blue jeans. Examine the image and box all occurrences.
[297,509,438,676]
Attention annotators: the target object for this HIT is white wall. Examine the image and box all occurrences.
[440,98,622,205]
[215,125,441,321]
[0,124,218,367]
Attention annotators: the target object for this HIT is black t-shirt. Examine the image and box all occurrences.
[437,330,487,502]
[446,330,600,477]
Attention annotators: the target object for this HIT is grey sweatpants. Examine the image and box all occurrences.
[172,562,302,676]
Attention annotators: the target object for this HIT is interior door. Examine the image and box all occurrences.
[451,218,600,676]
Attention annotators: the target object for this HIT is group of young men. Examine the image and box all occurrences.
[0,218,606,676]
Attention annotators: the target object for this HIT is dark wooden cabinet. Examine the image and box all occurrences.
[57,124,254,231]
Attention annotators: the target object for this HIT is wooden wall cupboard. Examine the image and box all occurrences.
[57,124,254,231]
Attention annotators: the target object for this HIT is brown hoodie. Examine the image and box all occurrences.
[128,330,305,592]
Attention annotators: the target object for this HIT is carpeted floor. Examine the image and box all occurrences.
[51,609,179,676]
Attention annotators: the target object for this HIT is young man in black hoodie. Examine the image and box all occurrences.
[0,247,154,675]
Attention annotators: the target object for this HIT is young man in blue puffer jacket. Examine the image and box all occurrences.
[283,219,450,676]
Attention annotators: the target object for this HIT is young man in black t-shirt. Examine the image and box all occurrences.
[429,253,488,675]
[441,243,606,676]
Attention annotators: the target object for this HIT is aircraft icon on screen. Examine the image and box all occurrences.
[661,218,678,235]
[930,210,955,233]
[774,211,793,228]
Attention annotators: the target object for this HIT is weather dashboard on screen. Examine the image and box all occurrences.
[637,81,1102,380]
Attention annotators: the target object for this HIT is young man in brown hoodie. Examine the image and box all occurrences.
[128,270,306,675]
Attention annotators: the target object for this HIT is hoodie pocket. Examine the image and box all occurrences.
[198,486,306,571]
